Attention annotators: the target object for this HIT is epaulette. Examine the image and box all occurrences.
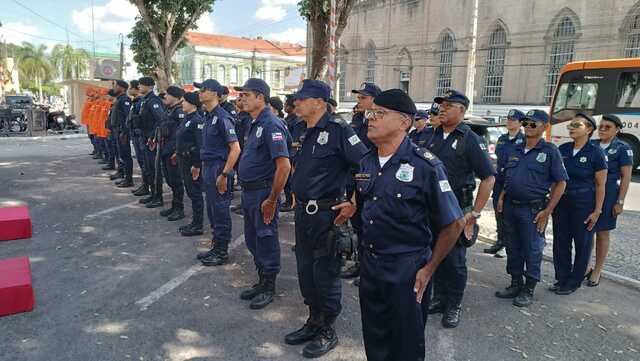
[328,116,349,128]
[414,146,442,166]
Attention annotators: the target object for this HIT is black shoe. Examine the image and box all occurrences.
[196,248,217,260]
[428,298,445,314]
[284,318,322,345]
[240,273,264,300]
[249,275,275,309]
[167,208,185,221]
[92,154,102,159]
[230,204,242,212]
[114,178,125,185]
[179,222,194,232]
[139,195,154,204]
[302,326,338,359]
[555,285,577,295]
[102,165,116,171]
[117,179,134,188]
[495,277,523,299]
[340,263,360,279]
[442,305,462,328]
[160,207,175,217]
[181,225,204,237]
[131,184,146,194]
[109,172,123,180]
[146,198,163,208]
[548,282,561,292]
[483,243,504,254]
[133,187,150,197]
[201,250,228,266]
[513,279,536,307]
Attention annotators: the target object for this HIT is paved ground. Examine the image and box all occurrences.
[1,137,640,361]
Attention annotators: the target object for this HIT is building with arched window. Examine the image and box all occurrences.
[482,22,507,104]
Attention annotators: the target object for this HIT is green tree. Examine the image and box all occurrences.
[17,42,53,101]
[128,0,216,90]
[298,0,356,80]
[50,44,90,80]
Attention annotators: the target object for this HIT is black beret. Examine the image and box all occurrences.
[158,92,166,100]
[166,85,185,99]
[115,80,128,90]
[602,114,623,128]
[183,92,201,107]
[576,112,597,129]
[328,98,337,107]
[222,86,230,95]
[139,76,155,86]
[269,96,283,112]
[373,89,417,116]
[129,80,139,89]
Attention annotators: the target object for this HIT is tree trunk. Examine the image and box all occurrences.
[37,74,43,101]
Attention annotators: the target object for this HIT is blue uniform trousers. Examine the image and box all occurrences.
[242,187,281,275]
[143,146,163,198]
[493,184,506,246]
[117,132,133,178]
[433,244,467,306]
[107,133,119,167]
[161,153,183,209]
[202,160,233,244]
[503,201,545,281]
[97,137,107,157]
[294,208,342,320]
[553,194,595,289]
[132,132,146,180]
[179,157,203,226]
[359,249,431,361]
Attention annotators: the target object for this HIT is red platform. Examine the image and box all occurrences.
[0,257,35,317]
[0,205,32,241]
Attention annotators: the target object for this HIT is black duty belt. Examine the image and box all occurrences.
[296,198,344,215]
[240,179,272,191]
[509,198,547,208]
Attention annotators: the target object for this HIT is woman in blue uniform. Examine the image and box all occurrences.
[552,113,607,295]
[586,114,633,286]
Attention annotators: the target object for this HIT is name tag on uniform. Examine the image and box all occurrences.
[317,131,329,145]
[179,113,185,119]
[536,153,547,163]
[355,173,370,181]
[395,163,414,182]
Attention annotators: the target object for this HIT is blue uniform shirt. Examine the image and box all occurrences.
[357,137,463,255]
[238,107,290,183]
[161,104,184,156]
[426,122,495,192]
[289,116,307,162]
[503,139,568,202]
[591,138,633,184]
[200,105,238,162]
[176,111,204,167]
[138,92,165,138]
[559,142,608,193]
[494,131,525,191]
[291,112,367,201]
[351,112,374,150]
[408,126,433,147]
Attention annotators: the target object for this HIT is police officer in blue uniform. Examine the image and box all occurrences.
[495,110,568,306]
[282,95,304,211]
[426,90,495,328]
[220,86,237,118]
[110,80,133,187]
[553,113,607,295]
[157,86,185,220]
[283,80,367,358]
[236,78,291,310]
[127,81,148,193]
[588,114,634,286]
[175,92,205,237]
[357,89,464,361]
[193,79,241,266]
[408,110,431,147]
[104,89,119,173]
[485,109,526,256]
[137,77,166,207]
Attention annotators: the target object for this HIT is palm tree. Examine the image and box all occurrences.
[51,44,90,80]
[17,42,53,101]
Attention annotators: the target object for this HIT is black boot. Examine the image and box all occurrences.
[139,195,154,204]
[200,247,228,267]
[102,164,116,171]
[495,276,523,299]
[284,313,322,345]
[179,222,194,232]
[109,171,123,180]
[428,298,445,314]
[250,274,276,309]
[92,153,102,159]
[131,184,146,194]
[240,270,264,300]
[117,177,134,188]
[302,324,338,358]
[160,207,175,217]
[483,242,504,254]
[133,185,150,196]
[146,197,163,208]
[167,208,185,221]
[513,279,537,307]
[442,304,462,328]
[181,223,204,237]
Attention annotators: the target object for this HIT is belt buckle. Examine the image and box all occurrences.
[305,200,319,215]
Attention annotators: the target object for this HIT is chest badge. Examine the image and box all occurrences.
[212,116,218,125]
[579,156,587,163]
[256,126,263,138]
[608,148,617,154]
[395,163,414,183]
[451,139,458,150]
[536,152,547,163]
[185,120,191,127]
[317,131,329,145]
[515,138,523,144]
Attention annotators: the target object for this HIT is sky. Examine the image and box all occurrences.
[0,0,307,55]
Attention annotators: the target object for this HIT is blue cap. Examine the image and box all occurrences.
[415,110,429,120]
[429,103,440,116]
[524,109,549,123]
[434,89,469,108]
[507,109,526,121]
[351,82,382,97]
[575,112,597,129]
[235,78,270,98]
[293,79,331,101]
[194,79,224,95]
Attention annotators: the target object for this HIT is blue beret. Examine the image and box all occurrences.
[293,79,331,101]
[434,89,469,108]
[374,89,417,116]
[524,109,549,123]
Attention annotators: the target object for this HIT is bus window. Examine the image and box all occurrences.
[553,82,598,113]
[616,72,640,108]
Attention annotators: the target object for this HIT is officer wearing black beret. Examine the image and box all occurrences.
[111,79,134,187]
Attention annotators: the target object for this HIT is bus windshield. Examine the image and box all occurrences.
[616,71,640,108]
[552,82,598,113]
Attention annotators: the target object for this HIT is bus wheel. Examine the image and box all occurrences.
[620,134,640,172]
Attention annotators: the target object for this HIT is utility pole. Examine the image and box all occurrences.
[119,33,124,79]
[465,0,479,113]
[90,0,96,79]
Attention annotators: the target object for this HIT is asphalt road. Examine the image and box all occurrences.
[1,137,639,361]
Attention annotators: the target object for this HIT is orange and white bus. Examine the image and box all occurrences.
[549,58,640,169]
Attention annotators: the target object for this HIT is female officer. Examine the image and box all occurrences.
[552,113,607,295]
[586,114,633,286]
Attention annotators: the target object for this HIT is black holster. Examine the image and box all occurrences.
[313,225,340,260]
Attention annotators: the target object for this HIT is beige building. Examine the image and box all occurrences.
[337,0,640,106]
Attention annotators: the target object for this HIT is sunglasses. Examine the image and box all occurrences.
[521,120,539,128]
[566,121,585,130]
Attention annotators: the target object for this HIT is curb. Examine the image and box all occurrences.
[477,235,640,292]
[0,133,87,141]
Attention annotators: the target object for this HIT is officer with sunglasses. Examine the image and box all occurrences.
[495,110,568,307]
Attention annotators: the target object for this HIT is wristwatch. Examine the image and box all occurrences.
[471,210,482,219]
[221,171,232,178]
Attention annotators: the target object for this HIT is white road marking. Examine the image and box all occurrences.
[84,201,139,219]
[135,234,245,311]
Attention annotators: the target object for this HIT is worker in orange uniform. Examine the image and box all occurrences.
[81,88,98,156]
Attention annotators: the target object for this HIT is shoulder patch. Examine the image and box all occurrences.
[414,147,441,166]
[329,117,349,128]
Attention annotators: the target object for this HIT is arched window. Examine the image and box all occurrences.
[398,48,412,94]
[338,47,348,101]
[217,65,226,83]
[482,24,507,104]
[625,14,640,57]
[365,42,376,83]
[545,16,576,103]
[436,31,455,97]
[230,66,239,84]
[243,67,251,82]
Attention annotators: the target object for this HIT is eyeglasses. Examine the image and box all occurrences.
[566,121,585,130]
[521,120,539,128]
[365,109,410,120]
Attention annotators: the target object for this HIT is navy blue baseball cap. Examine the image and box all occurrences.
[507,109,526,121]
[434,89,470,108]
[194,79,224,95]
[429,102,440,116]
[293,79,331,101]
[235,78,270,98]
[415,110,429,120]
[524,109,550,123]
[575,112,597,129]
[352,82,382,97]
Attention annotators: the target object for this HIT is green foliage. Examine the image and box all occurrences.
[128,18,160,76]
[50,44,90,80]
